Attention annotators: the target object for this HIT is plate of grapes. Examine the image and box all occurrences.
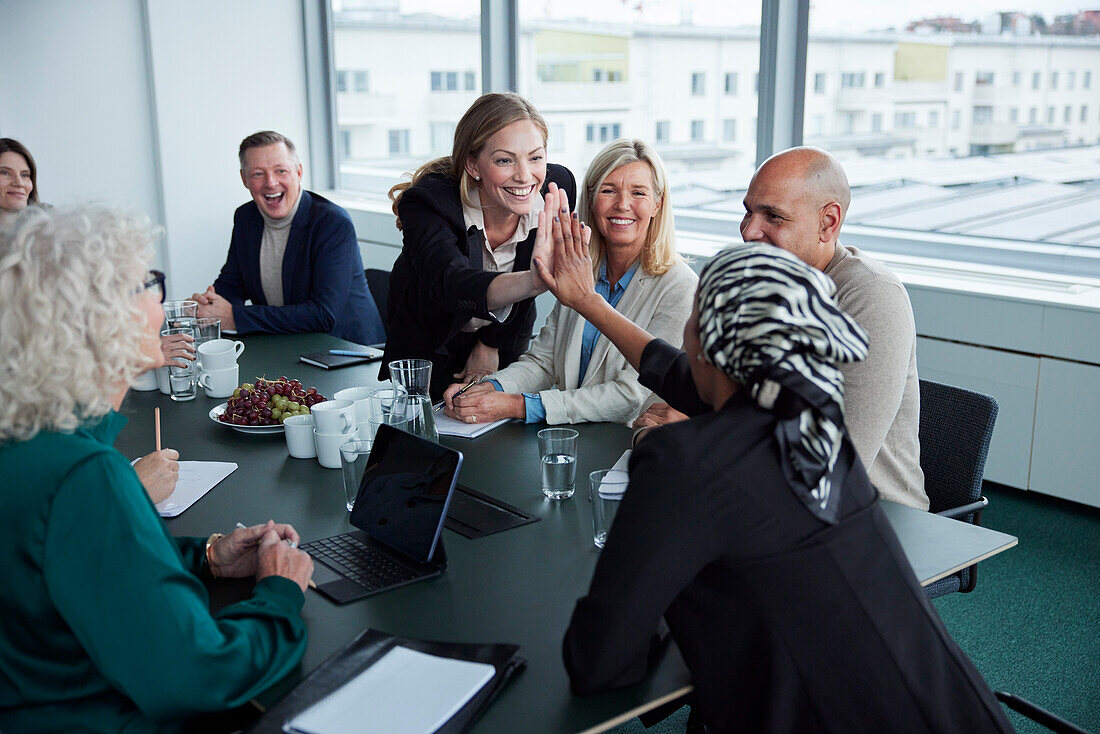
[209,377,328,434]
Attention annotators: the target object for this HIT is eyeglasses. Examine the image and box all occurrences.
[137,270,166,303]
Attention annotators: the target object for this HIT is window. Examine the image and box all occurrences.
[430,71,442,91]
[928,109,939,128]
[593,69,604,82]
[1009,107,1018,123]
[973,106,993,124]
[871,112,882,132]
[1012,71,1021,87]
[1033,71,1041,90]
[691,72,705,96]
[1085,71,1092,89]
[354,71,368,92]
[841,72,864,88]
[611,123,621,139]
[723,118,736,141]
[952,109,961,129]
[586,124,594,142]
[464,71,475,90]
[1051,71,1059,89]
[813,72,825,94]
[975,71,994,86]
[954,72,964,91]
[336,70,348,92]
[388,129,409,155]
[431,71,459,91]
[1082,106,1089,123]
[655,120,669,143]
[1064,106,1072,123]
[873,72,884,88]
[840,111,855,133]
[1047,106,1056,123]
[690,119,704,141]
[1030,107,1038,124]
[609,70,622,82]
[1067,71,1076,90]
[339,129,351,159]
[895,111,916,129]
[725,72,738,95]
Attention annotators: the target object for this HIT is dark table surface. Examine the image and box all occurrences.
[116,332,691,733]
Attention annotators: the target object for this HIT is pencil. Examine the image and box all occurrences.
[437,378,479,411]
[154,407,161,452]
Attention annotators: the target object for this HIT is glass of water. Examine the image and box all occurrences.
[588,469,627,548]
[339,439,373,512]
[537,428,579,500]
[163,326,197,401]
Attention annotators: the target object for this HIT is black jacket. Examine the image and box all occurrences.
[380,164,576,395]
[563,393,1013,734]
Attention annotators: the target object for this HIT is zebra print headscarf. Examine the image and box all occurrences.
[696,243,869,524]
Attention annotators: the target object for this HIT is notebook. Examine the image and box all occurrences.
[301,424,463,604]
[299,345,385,370]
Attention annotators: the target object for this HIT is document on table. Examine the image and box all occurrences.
[597,450,631,499]
[283,645,496,734]
[434,408,511,439]
[154,461,237,517]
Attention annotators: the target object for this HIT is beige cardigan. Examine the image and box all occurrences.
[490,261,697,426]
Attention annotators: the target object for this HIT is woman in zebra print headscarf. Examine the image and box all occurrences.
[565,239,1013,734]
[693,242,868,523]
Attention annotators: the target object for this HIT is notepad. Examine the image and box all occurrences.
[154,461,237,517]
[597,450,631,499]
[283,646,496,734]
[434,411,511,439]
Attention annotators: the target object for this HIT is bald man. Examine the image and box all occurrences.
[541,147,927,510]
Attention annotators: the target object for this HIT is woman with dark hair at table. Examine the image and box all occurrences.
[0,206,314,733]
[0,138,40,218]
[556,240,1013,733]
[382,92,576,399]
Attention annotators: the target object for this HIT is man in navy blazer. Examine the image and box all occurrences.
[193,131,384,346]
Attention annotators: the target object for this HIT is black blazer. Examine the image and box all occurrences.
[563,393,1013,734]
[380,163,576,389]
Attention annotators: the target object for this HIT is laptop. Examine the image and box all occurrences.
[302,424,463,604]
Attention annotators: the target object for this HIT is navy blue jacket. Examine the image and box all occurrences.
[213,190,384,345]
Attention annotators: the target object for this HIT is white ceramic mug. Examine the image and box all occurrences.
[132,370,160,392]
[199,364,240,399]
[311,399,356,435]
[156,366,171,395]
[315,426,359,469]
[333,386,375,424]
[284,414,316,459]
[197,338,245,370]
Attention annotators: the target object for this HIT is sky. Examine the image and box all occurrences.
[398,0,1092,33]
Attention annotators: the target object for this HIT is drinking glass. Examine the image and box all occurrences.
[537,428,579,500]
[193,316,221,347]
[163,300,198,330]
[164,326,197,401]
[339,439,373,512]
[588,469,627,548]
[388,359,438,443]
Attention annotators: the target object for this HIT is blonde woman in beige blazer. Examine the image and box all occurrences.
[444,140,697,426]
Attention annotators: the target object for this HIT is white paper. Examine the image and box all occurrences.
[434,410,511,439]
[284,646,496,734]
[154,461,238,517]
[598,450,631,499]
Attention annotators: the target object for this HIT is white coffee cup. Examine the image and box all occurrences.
[284,414,317,459]
[156,366,171,395]
[333,386,375,424]
[197,338,245,370]
[132,370,160,392]
[315,426,359,469]
[199,364,240,399]
[311,399,356,435]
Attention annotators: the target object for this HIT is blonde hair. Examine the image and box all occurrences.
[388,93,549,229]
[0,206,158,442]
[578,139,681,277]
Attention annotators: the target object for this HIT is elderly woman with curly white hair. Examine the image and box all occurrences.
[0,206,314,733]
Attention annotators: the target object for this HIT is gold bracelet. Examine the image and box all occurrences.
[205,533,225,578]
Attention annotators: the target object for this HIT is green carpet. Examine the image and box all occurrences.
[608,484,1100,733]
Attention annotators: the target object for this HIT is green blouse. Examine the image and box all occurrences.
[0,411,307,732]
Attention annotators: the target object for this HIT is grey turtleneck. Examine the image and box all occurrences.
[258,191,304,307]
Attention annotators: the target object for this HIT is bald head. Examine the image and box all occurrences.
[740,147,850,271]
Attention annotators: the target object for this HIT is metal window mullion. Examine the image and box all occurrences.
[481,0,518,93]
[302,0,337,190]
[756,0,809,166]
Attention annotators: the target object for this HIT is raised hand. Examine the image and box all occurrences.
[534,197,596,312]
[160,331,196,369]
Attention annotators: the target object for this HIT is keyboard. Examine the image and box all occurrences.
[301,533,419,591]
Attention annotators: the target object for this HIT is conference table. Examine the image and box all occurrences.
[115,332,1018,733]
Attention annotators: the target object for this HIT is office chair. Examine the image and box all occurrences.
[364,268,391,338]
[917,379,998,599]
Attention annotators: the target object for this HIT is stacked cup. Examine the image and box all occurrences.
[197,338,244,399]
[158,300,198,396]
[333,386,375,441]
[312,399,358,469]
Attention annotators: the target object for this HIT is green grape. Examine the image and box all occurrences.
[232,388,241,399]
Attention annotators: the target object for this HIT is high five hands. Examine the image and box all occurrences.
[532,186,595,311]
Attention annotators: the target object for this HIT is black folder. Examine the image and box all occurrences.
[247,629,525,734]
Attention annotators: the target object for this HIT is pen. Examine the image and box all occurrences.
[237,522,315,588]
[437,378,479,411]
[328,349,378,357]
[154,407,161,452]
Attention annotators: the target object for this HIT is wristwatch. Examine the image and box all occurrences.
[204,532,225,578]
